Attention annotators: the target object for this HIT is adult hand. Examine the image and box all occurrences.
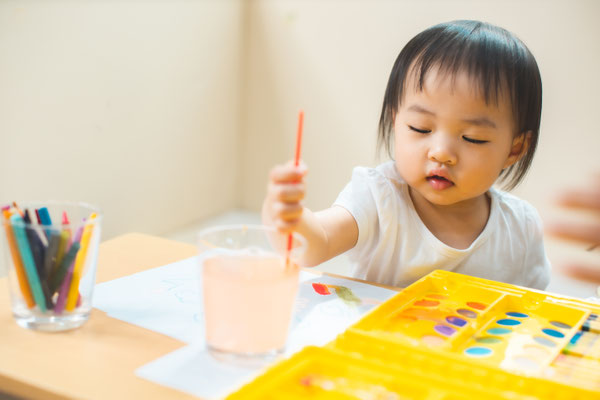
[546,175,600,284]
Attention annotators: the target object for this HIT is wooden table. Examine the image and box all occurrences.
[0,233,398,399]
[0,233,200,399]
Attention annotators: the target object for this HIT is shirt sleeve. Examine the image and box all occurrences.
[523,205,552,290]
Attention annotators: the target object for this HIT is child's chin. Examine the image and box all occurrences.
[420,191,462,206]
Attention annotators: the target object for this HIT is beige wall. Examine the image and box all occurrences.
[1,0,599,252]
[0,0,244,239]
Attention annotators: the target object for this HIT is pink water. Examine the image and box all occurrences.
[202,252,299,354]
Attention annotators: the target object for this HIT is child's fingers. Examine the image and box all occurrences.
[269,162,308,183]
[268,182,306,202]
[273,218,302,234]
[274,201,303,222]
[264,161,307,233]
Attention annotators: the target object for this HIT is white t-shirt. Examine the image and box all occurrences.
[334,161,551,290]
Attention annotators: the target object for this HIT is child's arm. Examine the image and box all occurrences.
[262,161,358,267]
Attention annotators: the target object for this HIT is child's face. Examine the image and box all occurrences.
[394,68,524,208]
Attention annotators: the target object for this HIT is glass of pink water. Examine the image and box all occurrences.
[198,225,306,365]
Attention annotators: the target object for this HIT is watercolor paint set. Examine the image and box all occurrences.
[229,270,600,399]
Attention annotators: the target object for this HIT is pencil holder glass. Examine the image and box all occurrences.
[1,201,102,331]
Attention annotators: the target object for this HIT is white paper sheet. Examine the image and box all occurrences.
[93,256,398,398]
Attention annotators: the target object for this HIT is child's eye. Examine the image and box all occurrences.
[463,136,489,144]
[409,125,431,134]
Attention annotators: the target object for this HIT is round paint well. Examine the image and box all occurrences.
[466,302,487,310]
[533,336,556,347]
[542,328,565,338]
[487,327,511,335]
[414,299,439,307]
[476,336,502,344]
[434,324,456,336]
[457,309,478,319]
[446,316,467,327]
[464,347,492,357]
[549,321,572,330]
[497,318,521,326]
[506,312,528,318]
[421,335,446,347]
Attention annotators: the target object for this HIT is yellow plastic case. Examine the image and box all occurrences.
[228,270,600,399]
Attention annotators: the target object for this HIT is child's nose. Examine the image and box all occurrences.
[428,138,457,165]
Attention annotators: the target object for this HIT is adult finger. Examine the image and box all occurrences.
[556,189,600,212]
[546,222,600,245]
[560,262,600,285]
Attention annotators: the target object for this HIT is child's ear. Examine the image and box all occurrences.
[503,131,531,169]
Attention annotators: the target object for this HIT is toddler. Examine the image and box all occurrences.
[263,20,551,289]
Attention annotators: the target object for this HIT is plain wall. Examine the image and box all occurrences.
[0,0,245,239]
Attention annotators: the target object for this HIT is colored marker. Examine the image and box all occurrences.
[37,207,52,225]
[54,268,73,314]
[34,209,42,224]
[43,232,61,283]
[62,211,72,245]
[23,209,54,307]
[53,225,84,313]
[2,209,35,308]
[37,206,53,237]
[53,230,71,276]
[12,202,24,217]
[23,209,47,256]
[49,234,81,293]
[65,214,97,311]
[52,211,72,271]
[10,214,47,311]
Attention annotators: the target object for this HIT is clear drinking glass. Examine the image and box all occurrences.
[198,224,306,365]
[1,201,102,331]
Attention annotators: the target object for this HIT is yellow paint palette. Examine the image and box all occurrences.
[352,271,588,374]
[228,270,600,399]
[227,346,538,400]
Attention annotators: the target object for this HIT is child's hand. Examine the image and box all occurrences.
[263,160,308,233]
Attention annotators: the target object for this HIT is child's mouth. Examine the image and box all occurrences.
[426,175,454,190]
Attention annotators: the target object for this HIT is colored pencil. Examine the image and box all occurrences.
[10,214,47,311]
[2,209,35,308]
[65,214,97,311]
[53,225,84,314]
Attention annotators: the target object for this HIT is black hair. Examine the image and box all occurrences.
[378,20,542,190]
